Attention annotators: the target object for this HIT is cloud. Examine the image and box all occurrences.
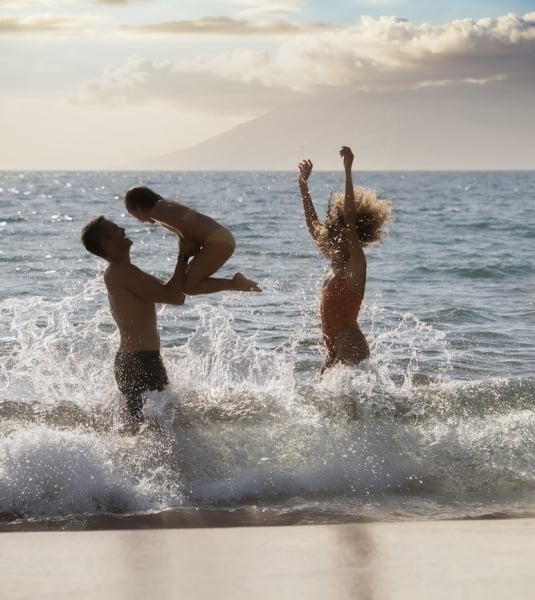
[74,55,305,115]
[266,13,535,92]
[233,0,303,16]
[0,0,138,4]
[94,0,304,11]
[0,14,99,34]
[95,0,152,5]
[77,13,535,113]
[120,16,330,36]
[0,1,54,6]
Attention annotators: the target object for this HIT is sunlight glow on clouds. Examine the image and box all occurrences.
[75,54,304,115]
[0,14,100,34]
[77,13,535,113]
[0,1,55,6]
[120,16,330,36]
[2,1,534,169]
[232,0,304,16]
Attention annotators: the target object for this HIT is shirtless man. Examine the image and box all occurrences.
[81,216,187,432]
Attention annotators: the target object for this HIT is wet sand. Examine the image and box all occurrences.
[2,518,534,599]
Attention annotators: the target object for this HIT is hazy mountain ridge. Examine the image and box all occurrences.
[129,78,535,171]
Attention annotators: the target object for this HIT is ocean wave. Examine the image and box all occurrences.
[1,372,533,528]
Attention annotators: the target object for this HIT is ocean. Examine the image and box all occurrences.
[0,169,534,531]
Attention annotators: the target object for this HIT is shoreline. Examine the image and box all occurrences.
[2,517,535,599]
[3,505,535,533]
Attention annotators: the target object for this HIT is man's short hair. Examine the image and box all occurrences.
[124,186,162,212]
[81,216,108,259]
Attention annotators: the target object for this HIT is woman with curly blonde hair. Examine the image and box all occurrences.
[298,146,391,373]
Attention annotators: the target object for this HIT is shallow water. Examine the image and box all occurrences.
[1,170,534,530]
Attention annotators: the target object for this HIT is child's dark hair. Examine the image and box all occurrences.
[124,186,163,212]
[81,215,108,259]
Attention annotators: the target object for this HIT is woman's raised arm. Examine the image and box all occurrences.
[298,159,322,246]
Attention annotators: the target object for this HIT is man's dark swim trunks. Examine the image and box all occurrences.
[114,351,168,423]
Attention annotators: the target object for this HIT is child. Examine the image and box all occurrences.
[298,147,391,372]
[124,186,261,295]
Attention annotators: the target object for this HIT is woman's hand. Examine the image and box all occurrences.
[340,146,354,171]
[298,159,313,184]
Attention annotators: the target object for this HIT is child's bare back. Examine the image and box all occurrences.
[151,200,223,245]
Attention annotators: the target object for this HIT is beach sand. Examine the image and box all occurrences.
[2,518,534,599]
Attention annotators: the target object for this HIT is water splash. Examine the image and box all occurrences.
[0,288,533,525]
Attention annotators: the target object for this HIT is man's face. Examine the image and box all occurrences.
[101,219,132,252]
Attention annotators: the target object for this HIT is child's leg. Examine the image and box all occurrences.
[184,242,236,295]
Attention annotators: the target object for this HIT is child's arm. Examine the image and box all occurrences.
[298,159,322,246]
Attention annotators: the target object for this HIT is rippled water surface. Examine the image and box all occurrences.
[1,170,534,530]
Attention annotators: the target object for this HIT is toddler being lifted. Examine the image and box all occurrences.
[125,186,261,295]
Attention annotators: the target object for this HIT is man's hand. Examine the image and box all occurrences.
[179,237,200,258]
[298,159,313,184]
[340,146,354,171]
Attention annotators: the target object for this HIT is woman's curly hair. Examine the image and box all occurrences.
[316,186,391,257]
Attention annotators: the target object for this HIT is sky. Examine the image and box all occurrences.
[1,0,534,169]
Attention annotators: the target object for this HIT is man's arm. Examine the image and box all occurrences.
[164,254,188,304]
[106,255,188,305]
[179,236,200,259]
[298,159,322,245]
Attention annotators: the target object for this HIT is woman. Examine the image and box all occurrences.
[298,146,391,372]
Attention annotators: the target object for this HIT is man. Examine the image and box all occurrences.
[81,216,187,432]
